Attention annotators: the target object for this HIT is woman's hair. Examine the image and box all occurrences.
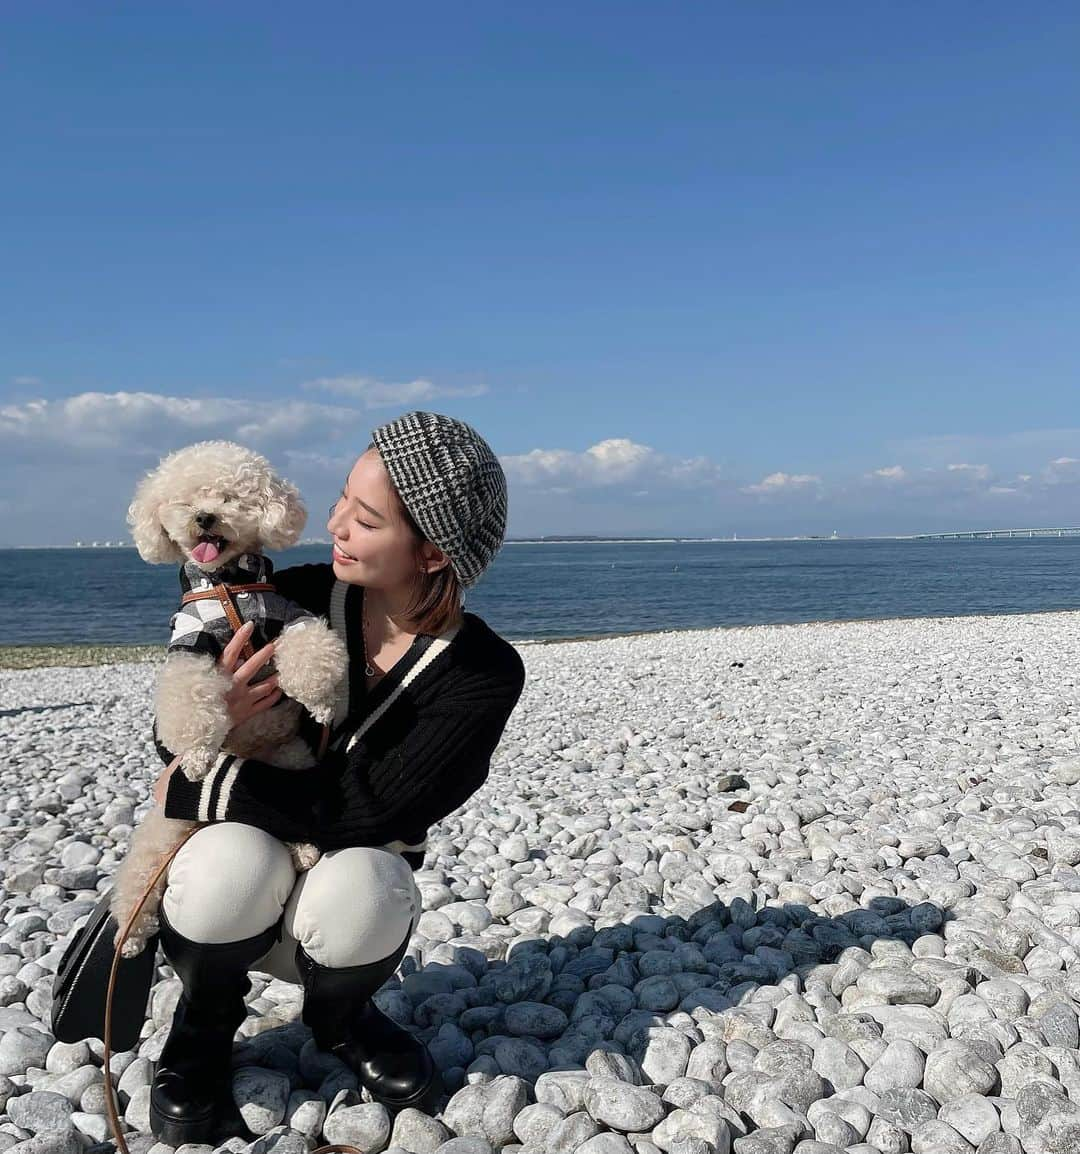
[368,440,464,636]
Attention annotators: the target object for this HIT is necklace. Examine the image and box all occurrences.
[361,594,378,679]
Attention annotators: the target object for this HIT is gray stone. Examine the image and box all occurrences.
[387,1103,452,1149]
[996,1045,1055,1097]
[442,1076,529,1148]
[5,1132,82,1154]
[636,1027,693,1086]
[510,1102,564,1148]
[544,1110,601,1153]
[322,1102,392,1152]
[923,1042,999,1104]
[1040,1003,1080,1049]
[652,1106,733,1153]
[910,1119,975,1153]
[502,1001,569,1039]
[533,1070,591,1113]
[6,1091,74,1135]
[433,1140,495,1154]
[975,1135,1021,1154]
[937,1094,1000,1147]
[232,1067,291,1135]
[0,1029,51,1077]
[875,1087,939,1132]
[809,1037,866,1091]
[577,1136,637,1154]
[125,1084,153,1133]
[582,1076,666,1131]
[864,1038,926,1094]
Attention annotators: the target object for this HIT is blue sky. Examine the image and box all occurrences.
[3,2,1079,545]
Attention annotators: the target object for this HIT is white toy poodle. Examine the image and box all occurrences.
[110,440,348,957]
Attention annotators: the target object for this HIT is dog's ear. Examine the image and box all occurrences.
[127,475,184,564]
[259,477,308,551]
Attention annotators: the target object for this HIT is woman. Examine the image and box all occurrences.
[146,411,526,1146]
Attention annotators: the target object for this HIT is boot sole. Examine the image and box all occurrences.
[149,1094,220,1146]
[368,1067,445,1116]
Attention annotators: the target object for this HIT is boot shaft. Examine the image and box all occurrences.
[295,924,411,1050]
[157,909,282,1049]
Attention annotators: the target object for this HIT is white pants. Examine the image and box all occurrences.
[161,822,421,983]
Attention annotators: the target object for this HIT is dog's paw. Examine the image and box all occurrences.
[179,747,218,779]
[288,842,322,871]
[307,702,335,726]
[120,934,149,959]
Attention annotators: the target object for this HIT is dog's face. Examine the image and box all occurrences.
[127,440,307,567]
[157,482,259,571]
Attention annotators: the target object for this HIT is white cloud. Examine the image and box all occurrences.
[1043,457,1080,485]
[300,375,488,406]
[7,388,1080,546]
[502,437,725,492]
[869,465,907,480]
[740,471,821,495]
[0,391,361,457]
[11,375,41,386]
[946,463,991,481]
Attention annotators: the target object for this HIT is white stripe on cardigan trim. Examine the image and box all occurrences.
[342,622,461,754]
[215,757,244,820]
[197,757,228,823]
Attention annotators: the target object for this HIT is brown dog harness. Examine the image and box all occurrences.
[179,581,276,662]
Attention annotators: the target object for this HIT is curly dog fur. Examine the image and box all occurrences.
[111,440,347,957]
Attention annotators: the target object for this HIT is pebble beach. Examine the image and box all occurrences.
[4,610,1080,1154]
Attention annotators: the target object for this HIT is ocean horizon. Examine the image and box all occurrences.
[4,537,1080,649]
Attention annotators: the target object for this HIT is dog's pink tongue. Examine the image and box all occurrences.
[192,540,220,564]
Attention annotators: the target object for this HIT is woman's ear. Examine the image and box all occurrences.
[420,543,452,575]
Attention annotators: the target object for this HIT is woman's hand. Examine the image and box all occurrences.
[219,621,283,729]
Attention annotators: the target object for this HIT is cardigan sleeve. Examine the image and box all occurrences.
[154,716,324,843]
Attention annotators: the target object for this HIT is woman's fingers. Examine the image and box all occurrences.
[249,675,280,698]
[251,687,283,714]
[233,639,277,686]
[219,621,256,674]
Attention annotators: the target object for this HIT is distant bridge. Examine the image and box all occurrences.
[904,526,1080,541]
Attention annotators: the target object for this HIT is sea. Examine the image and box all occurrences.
[4,537,1080,648]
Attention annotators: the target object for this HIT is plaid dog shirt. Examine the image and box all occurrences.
[169,552,320,676]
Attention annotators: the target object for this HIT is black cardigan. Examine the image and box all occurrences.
[153,562,526,866]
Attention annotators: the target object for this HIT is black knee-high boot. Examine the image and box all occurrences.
[150,906,281,1146]
[295,926,445,1115]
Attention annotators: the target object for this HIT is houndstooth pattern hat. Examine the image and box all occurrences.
[370,411,508,589]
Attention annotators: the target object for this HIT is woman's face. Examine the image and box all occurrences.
[326,448,442,591]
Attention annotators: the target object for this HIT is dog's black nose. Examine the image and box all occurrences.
[194,511,217,530]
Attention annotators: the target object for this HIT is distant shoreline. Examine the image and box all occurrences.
[6,602,1080,668]
[0,536,1054,549]
[5,533,1080,549]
